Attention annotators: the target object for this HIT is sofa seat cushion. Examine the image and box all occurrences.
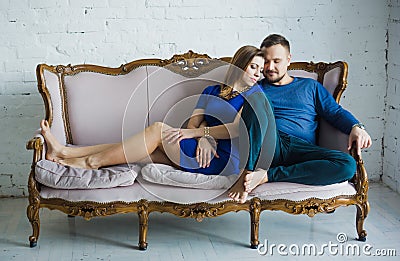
[140,163,238,189]
[39,176,356,204]
[39,179,230,204]
[35,160,140,189]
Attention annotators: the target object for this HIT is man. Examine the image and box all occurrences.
[228,34,372,203]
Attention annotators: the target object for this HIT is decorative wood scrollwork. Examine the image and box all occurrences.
[159,50,227,78]
[173,203,226,222]
[250,198,261,248]
[284,199,335,217]
[66,204,111,220]
[27,194,40,246]
[138,200,149,250]
[56,64,74,74]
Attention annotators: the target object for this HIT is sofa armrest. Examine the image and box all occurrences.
[26,130,46,197]
[349,144,369,198]
[26,129,45,164]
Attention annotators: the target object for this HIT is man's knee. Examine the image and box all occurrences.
[244,92,269,113]
[242,92,271,129]
[338,153,357,181]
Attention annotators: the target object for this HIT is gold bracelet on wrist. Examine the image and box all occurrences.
[204,126,211,137]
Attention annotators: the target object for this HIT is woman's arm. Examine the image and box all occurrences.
[163,107,243,142]
[208,107,243,139]
[186,109,207,130]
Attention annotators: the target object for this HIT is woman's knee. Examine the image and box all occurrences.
[148,122,164,132]
[147,122,164,141]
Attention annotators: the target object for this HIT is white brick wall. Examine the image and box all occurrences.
[383,0,400,193]
[0,0,391,196]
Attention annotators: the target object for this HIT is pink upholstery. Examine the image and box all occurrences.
[43,69,67,145]
[320,67,349,152]
[146,65,229,126]
[323,67,341,95]
[63,67,148,145]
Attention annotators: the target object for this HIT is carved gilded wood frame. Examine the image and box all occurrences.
[27,51,369,250]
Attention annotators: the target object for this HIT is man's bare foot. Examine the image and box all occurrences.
[244,168,268,193]
[228,169,250,203]
[40,120,65,162]
[59,157,95,169]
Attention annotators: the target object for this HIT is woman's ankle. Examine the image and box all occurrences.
[86,155,100,169]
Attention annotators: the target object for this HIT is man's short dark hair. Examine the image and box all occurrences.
[260,34,290,53]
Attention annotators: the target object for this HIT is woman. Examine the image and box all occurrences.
[41,45,265,178]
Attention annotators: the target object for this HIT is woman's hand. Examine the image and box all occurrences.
[162,128,195,144]
[196,137,219,168]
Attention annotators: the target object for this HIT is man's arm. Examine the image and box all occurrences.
[315,83,372,155]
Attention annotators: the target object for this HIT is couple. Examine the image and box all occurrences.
[40,34,372,203]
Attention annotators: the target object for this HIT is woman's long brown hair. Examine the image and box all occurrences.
[219,45,264,100]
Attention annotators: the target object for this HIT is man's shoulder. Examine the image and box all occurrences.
[294,77,319,85]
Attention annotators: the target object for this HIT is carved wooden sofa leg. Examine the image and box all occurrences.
[356,202,369,242]
[250,198,261,249]
[138,200,149,250]
[26,198,40,248]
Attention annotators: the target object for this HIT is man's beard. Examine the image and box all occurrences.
[265,73,285,84]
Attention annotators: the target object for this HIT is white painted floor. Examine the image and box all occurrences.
[0,182,399,261]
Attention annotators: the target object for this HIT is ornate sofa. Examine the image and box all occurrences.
[26,51,369,250]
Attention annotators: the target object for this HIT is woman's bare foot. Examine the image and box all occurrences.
[228,169,251,203]
[40,120,65,162]
[59,156,95,169]
[243,168,268,193]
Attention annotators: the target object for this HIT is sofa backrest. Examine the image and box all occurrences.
[36,52,230,146]
[36,52,349,152]
[37,64,150,145]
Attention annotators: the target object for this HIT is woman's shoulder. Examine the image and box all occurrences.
[202,84,222,95]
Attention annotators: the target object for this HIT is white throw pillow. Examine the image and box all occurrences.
[35,160,140,189]
[140,163,238,189]
[250,181,352,197]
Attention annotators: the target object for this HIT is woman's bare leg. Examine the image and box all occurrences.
[137,148,175,167]
[59,122,181,169]
[40,120,116,161]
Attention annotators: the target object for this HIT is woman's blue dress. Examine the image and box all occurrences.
[179,84,261,175]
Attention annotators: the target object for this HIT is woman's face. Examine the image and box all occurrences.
[240,56,264,87]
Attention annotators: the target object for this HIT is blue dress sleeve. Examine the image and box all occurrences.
[315,82,358,134]
[194,85,219,110]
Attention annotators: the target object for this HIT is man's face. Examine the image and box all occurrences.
[262,44,291,84]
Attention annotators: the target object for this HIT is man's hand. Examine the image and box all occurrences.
[348,126,372,155]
